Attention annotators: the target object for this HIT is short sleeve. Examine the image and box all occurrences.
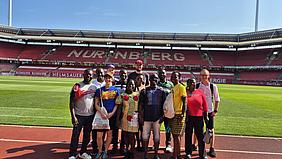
[115,88,120,98]
[95,88,101,98]
[213,84,220,102]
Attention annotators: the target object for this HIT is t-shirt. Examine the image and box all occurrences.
[92,79,105,89]
[158,81,174,95]
[115,81,127,94]
[187,89,208,116]
[128,71,149,86]
[139,86,166,122]
[95,86,120,113]
[172,83,187,115]
[71,81,97,116]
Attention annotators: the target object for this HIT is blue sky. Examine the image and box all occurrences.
[0,0,281,34]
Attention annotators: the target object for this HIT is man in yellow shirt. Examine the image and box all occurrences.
[169,71,187,159]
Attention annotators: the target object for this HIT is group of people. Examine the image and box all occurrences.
[68,59,220,159]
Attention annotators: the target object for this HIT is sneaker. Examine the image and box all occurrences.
[192,144,198,151]
[184,154,191,159]
[154,155,160,159]
[68,156,76,159]
[95,153,101,159]
[78,153,92,159]
[207,147,217,158]
[165,144,173,153]
[101,151,108,159]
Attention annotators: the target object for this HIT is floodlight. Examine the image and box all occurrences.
[273,51,278,55]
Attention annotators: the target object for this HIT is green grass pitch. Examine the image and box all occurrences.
[0,76,282,137]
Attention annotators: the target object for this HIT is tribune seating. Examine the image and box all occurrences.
[18,45,51,60]
[0,42,23,60]
[0,63,16,72]
[235,49,270,66]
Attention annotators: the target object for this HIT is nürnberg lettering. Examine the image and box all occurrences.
[67,49,185,61]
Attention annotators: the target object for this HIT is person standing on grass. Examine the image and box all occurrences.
[116,79,139,159]
[91,67,105,154]
[169,71,187,159]
[139,74,166,159]
[95,73,120,159]
[157,68,174,153]
[68,69,96,159]
[197,69,220,158]
[185,78,208,159]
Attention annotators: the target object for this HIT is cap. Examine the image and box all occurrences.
[135,60,143,65]
[107,64,115,69]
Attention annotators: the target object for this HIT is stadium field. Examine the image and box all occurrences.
[0,76,282,137]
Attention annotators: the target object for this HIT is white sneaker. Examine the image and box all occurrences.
[78,152,92,159]
[165,145,173,153]
[68,156,76,159]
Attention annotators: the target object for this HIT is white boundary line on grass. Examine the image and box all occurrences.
[1,124,282,140]
[1,138,282,156]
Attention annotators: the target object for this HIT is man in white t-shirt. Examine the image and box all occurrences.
[92,67,105,89]
[68,69,97,159]
[197,69,220,158]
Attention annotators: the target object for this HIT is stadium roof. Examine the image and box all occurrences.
[0,25,282,48]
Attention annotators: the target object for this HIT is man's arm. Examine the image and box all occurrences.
[181,96,187,117]
[69,89,78,126]
[138,90,145,125]
[212,84,220,116]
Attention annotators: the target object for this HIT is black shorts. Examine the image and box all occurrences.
[207,113,214,129]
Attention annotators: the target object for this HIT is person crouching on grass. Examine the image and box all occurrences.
[94,73,120,159]
[68,69,96,159]
[185,78,208,159]
[139,74,166,159]
[116,79,140,159]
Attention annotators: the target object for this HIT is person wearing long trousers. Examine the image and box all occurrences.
[68,69,96,159]
[185,78,208,159]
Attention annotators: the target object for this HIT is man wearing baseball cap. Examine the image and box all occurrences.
[128,59,149,86]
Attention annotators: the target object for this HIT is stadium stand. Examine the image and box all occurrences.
[0,42,23,60]
[1,26,282,86]
[0,63,16,73]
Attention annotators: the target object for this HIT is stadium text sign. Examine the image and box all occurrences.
[67,49,185,61]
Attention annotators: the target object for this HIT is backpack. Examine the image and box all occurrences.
[196,83,214,100]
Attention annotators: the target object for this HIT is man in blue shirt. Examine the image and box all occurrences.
[139,74,166,159]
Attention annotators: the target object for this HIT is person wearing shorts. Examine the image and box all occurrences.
[94,73,120,159]
[169,71,187,159]
[197,69,220,158]
[139,74,166,159]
